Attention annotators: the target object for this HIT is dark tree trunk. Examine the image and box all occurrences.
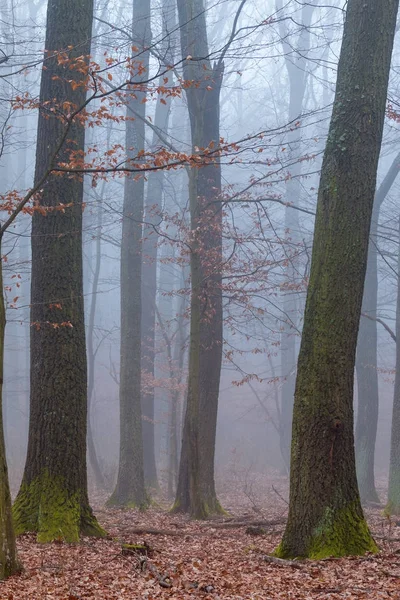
[141,0,176,490]
[387,218,400,515]
[173,0,224,518]
[108,0,151,508]
[356,151,400,503]
[13,0,104,542]
[277,0,398,559]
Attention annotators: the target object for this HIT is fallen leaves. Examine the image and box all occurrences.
[1,476,399,599]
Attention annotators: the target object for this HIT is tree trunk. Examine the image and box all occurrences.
[87,193,106,490]
[141,0,176,490]
[356,151,400,503]
[173,0,224,518]
[108,0,151,508]
[13,0,104,543]
[277,0,398,559]
[0,241,20,577]
[387,217,400,515]
[167,284,188,499]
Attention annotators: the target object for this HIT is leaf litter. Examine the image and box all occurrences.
[1,473,400,599]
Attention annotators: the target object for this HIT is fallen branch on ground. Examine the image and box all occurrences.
[205,518,285,529]
[262,554,304,569]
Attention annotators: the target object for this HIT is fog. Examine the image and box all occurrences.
[1,0,399,510]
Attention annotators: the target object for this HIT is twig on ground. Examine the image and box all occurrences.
[262,554,304,569]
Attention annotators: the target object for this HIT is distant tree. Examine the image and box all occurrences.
[172,0,230,518]
[387,217,400,515]
[141,0,176,491]
[13,0,105,542]
[356,151,400,503]
[0,237,20,575]
[108,0,151,508]
[277,0,398,559]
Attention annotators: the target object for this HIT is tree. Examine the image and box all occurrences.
[387,217,400,515]
[276,0,398,559]
[0,238,20,576]
[141,0,176,490]
[356,151,400,503]
[108,0,151,508]
[172,0,226,518]
[13,0,105,542]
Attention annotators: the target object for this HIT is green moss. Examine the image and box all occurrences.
[276,503,378,560]
[13,471,106,543]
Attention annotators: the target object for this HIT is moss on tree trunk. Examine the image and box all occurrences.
[13,0,104,542]
[277,0,398,559]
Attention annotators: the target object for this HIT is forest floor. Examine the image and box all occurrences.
[1,473,400,599]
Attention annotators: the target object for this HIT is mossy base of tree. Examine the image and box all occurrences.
[106,491,150,511]
[276,504,378,559]
[13,472,106,543]
[171,494,228,520]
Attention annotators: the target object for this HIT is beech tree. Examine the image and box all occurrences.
[13,0,104,542]
[108,0,151,508]
[277,0,398,559]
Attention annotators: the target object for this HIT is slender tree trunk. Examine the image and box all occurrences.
[356,151,400,503]
[277,0,398,559]
[108,0,151,508]
[167,287,187,498]
[173,0,224,518]
[141,0,176,490]
[387,218,400,515]
[87,193,106,490]
[13,0,104,542]
[0,240,20,577]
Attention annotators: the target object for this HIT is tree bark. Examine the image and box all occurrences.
[277,0,398,559]
[173,0,224,518]
[387,217,400,515]
[108,0,151,508]
[356,152,400,503]
[13,0,104,543]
